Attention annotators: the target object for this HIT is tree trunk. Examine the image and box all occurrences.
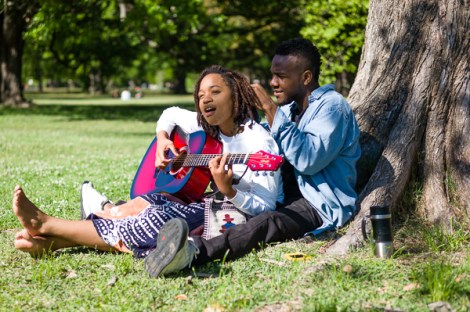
[0,1,38,107]
[327,0,470,255]
[88,70,104,95]
[335,71,355,97]
[34,48,43,92]
[0,9,3,101]
[173,64,187,95]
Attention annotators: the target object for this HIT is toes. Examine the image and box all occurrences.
[14,185,22,195]
[14,237,34,250]
[15,229,29,240]
[14,233,49,258]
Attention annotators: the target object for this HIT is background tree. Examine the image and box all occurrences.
[10,0,368,99]
[0,0,39,106]
[215,0,304,83]
[301,0,368,95]
[126,0,228,94]
[24,0,143,94]
[327,0,470,255]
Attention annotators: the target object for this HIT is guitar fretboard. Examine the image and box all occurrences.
[173,154,249,167]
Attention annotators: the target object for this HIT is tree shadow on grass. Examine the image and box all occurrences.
[0,103,195,123]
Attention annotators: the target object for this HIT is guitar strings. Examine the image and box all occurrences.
[171,155,279,162]
[174,154,248,166]
[171,154,280,167]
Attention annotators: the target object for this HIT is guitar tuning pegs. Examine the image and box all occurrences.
[262,172,267,176]
[269,172,274,176]
[254,172,260,177]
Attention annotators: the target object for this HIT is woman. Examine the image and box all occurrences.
[13,65,282,258]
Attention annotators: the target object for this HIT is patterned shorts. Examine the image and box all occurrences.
[91,193,204,258]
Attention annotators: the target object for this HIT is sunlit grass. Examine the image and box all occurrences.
[1,94,469,311]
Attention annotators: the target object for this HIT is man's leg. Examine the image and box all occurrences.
[192,198,323,265]
[144,198,323,277]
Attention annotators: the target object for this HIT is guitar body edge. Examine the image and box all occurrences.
[130,128,222,203]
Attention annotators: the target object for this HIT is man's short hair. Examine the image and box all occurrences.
[275,38,322,82]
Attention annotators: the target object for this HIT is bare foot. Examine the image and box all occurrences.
[14,229,53,258]
[12,185,48,236]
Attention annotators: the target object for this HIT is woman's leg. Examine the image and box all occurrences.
[14,229,77,257]
[13,185,115,252]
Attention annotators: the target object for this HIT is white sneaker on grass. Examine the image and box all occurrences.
[144,218,199,277]
[80,181,112,219]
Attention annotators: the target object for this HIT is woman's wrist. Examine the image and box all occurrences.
[225,188,237,200]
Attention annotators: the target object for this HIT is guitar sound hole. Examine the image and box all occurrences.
[170,151,188,175]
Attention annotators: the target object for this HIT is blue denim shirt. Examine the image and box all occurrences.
[270,84,361,234]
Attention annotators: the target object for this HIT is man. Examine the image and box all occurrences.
[144,38,361,277]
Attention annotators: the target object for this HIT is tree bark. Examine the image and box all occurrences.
[327,0,470,255]
[0,1,38,107]
[0,9,3,100]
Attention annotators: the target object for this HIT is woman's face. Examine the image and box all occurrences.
[197,73,236,136]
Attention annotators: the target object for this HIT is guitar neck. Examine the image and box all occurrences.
[178,154,249,168]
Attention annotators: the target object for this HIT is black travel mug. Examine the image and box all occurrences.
[362,205,393,258]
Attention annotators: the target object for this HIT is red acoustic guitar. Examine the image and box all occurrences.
[130,126,283,203]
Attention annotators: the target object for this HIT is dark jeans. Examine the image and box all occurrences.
[192,198,323,265]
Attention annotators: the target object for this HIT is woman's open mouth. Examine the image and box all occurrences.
[204,106,216,117]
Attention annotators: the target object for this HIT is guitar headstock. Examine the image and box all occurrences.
[247,151,283,171]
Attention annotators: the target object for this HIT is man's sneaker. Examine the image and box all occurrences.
[80,181,112,219]
[145,218,198,278]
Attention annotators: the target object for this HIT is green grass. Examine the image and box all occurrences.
[1,94,469,311]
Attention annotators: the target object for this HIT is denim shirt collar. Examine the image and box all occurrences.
[308,84,335,102]
[290,84,335,113]
[289,84,335,117]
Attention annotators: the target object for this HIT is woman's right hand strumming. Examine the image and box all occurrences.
[155,131,179,169]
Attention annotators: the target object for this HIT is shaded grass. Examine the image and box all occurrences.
[1,95,469,311]
[2,92,194,123]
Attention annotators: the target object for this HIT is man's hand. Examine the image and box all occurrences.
[155,131,179,169]
[208,153,236,199]
[251,83,277,127]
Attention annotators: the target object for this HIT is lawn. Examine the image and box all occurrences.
[0,93,469,311]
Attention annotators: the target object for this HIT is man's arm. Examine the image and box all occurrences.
[271,100,348,175]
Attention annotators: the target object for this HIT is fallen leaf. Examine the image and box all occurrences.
[65,270,78,279]
[175,294,188,300]
[342,264,353,274]
[107,276,118,287]
[455,274,464,283]
[403,283,419,291]
[204,304,225,312]
[284,252,312,262]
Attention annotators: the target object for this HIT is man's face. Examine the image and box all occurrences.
[269,54,306,106]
